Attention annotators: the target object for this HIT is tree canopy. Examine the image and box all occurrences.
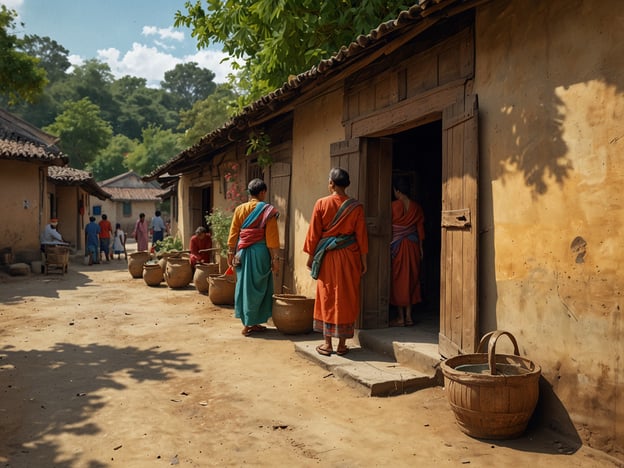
[175,0,413,102]
[44,98,113,169]
[161,62,217,110]
[0,6,47,104]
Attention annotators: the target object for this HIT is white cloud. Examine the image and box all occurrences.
[96,42,237,87]
[185,49,240,84]
[0,0,24,10]
[142,25,184,42]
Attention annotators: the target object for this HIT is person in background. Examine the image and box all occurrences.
[40,218,67,251]
[112,223,126,260]
[303,168,368,357]
[189,226,213,269]
[84,216,101,265]
[98,214,113,262]
[389,176,425,327]
[150,210,167,250]
[227,178,280,337]
[133,213,149,251]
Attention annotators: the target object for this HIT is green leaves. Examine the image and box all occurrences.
[0,6,47,104]
[43,98,113,169]
[205,208,233,257]
[175,0,414,104]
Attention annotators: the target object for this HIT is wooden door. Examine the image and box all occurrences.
[268,161,291,293]
[439,94,479,357]
[330,138,392,329]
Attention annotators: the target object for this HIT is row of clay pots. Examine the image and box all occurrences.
[128,251,234,302]
[129,253,314,335]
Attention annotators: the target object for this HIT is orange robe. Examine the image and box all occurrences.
[303,194,368,335]
[390,199,425,306]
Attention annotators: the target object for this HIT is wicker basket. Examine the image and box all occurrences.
[440,330,541,439]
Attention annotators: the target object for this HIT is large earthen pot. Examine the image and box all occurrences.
[208,274,236,305]
[128,251,151,278]
[143,263,163,286]
[193,263,220,294]
[164,257,193,288]
[271,294,315,334]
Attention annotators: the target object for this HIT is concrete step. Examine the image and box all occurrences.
[294,341,440,397]
[354,326,443,378]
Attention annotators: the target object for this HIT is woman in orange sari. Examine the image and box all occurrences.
[389,176,425,327]
[304,168,368,357]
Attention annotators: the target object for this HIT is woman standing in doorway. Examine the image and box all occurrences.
[389,176,425,327]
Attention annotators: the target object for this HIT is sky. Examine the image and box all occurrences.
[1,0,238,87]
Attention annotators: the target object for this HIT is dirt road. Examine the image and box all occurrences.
[0,256,620,467]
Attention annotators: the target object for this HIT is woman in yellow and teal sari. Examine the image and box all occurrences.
[227,178,280,337]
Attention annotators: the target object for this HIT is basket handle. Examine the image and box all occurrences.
[477,330,520,375]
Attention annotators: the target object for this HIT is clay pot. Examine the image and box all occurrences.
[128,251,151,278]
[143,263,163,286]
[164,257,193,288]
[272,294,315,334]
[193,263,220,294]
[208,274,236,305]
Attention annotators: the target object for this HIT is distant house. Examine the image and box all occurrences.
[48,166,111,253]
[91,171,166,237]
[0,108,67,263]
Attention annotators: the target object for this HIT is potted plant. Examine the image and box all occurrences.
[205,208,233,272]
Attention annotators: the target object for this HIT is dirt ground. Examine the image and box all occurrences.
[0,248,621,467]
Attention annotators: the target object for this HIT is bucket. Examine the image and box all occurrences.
[440,330,541,439]
[271,294,314,334]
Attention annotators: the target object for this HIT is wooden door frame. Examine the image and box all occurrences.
[344,84,479,355]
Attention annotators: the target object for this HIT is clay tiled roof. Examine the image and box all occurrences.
[145,0,479,180]
[103,186,165,201]
[99,171,166,201]
[0,108,68,165]
[48,166,112,200]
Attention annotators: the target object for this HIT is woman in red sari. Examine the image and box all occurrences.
[389,176,425,327]
[304,168,368,357]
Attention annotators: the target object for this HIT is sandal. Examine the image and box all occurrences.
[316,344,332,356]
[242,326,253,336]
[389,319,405,327]
[336,346,349,356]
[250,324,267,332]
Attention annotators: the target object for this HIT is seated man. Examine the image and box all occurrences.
[40,218,67,252]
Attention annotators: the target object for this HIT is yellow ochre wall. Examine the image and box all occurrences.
[475,0,623,456]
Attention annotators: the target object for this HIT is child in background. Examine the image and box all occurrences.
[113,223,126,260]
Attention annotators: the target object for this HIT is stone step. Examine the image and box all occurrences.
[354,326,443,378]
[294,339,442,397]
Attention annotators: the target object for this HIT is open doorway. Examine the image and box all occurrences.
[390,120,442,331]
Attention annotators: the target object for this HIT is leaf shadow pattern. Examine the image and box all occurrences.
[0,342,199,467]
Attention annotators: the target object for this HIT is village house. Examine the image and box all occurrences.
[48,166,111,254]
[91,171,167,239]
[146,0,623,460]
[0,108,111,266]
